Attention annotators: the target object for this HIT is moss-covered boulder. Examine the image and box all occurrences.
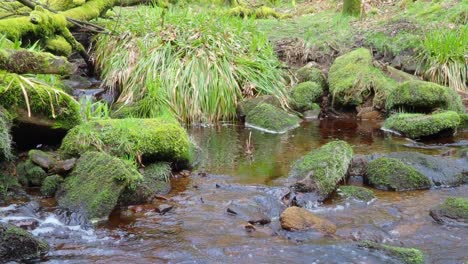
[366,158,431,191]
[359,240,424,264]
[290,81,324,112]
[328,48,395,108]
[288,140,353,201]
[119,162,172,205]
[57,151,141,222]
[338,185,375,202]
[29,149,57,170]
[60,118,191,166]
[0,108,12,161]
[16,159,47,187]
[296,66,326,88]
[40,174,63,197]
[386,80,463,113]
[0,223,49,262]
[383,111,461,139]
[0,71,81,129]
[430,197,468,226]
[245,103,300,134]
[236,95,282,119]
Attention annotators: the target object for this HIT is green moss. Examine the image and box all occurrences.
[0,71,81,129]
[60,118,191,165]
[237,95,282,118]
[245,103,300,133]
[0,223,49,261]
[383,111,461,139]
[16,159,47,187]
[40,175,64,197]
[342,0,361,16]
[328,48,396,108]
[386,80,463,113]
[338,186,375,202]
[431,197,468,222]
[58,151,141,221]
[289,140,353,200]
[45,36,73,57]
[359,240,424,264]
[0,108,12,161]
[366,157,431,191]
[296,66,326,88]
[290,81,324,112]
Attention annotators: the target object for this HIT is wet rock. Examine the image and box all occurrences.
[338,186,375,202]
[0,222,49,262]
[49,158,76,175]
[227,200,271,225]
[288,140,353,201]
[279,206,336,234]
[16,159,47,186]
[156,204,174,215]
[245,103,301,134]
[429,197,468,226]
[28,149,57,170]
[303,108,321,120]
[236,95,282,119]
[62,75,93,90]
[348,154,368,177]
[366,157,431,191]
[13,219,39,230]
[290,82,323,112]
[55,208,91,226]
[40,174,64,197]
[358,240,424,264]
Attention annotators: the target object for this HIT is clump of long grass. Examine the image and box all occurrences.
[95,6,288,124]
[417,26,467,92]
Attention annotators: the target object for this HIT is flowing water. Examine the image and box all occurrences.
[1,119,468,263]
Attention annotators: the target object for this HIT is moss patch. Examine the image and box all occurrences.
[237,95,282,118]
[430,197,468,224]
[40,175,63,197]
[383,111,461,139]
[16,159,47,187]
[296,66,326,88]
[338,185,375,202]
[0,223,49,262]
[328,48,396,108]
[359,240,424,264]
[245,103,300,133]
[289,140,353,200]
[290,81,324,112]
[386,80,463,113]
[57,151,141,221]
[0,108,12,161]
[366,157,431,191]
[60,118,191,165]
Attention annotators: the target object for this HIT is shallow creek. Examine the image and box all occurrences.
[1,119,468,263]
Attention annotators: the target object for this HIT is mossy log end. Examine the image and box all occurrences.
[0,49,74,75]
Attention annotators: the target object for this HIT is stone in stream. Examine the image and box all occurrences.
[358,240,424,264]
[156,204,174,215]
[338,185,375,202]
[245,103,301,134]
[290,81,323,112]
[279,206,337,234]
[429,197,468,226]
[236,95,282,119]
[56,151,141,222]
[0,222,49,262]
[226,199,271,225]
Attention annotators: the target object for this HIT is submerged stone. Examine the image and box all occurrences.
[245,103,300,134]
[290,81,323,112]
[338,185,375,202]
[57,151,141,222]
[359,240,424,264]
[0,223,49,262]
[279,206,337,234]
[430,197,468,226]
[383,111,461,139]
[366,158,431,191]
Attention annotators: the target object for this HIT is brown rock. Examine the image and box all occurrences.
[280,206,336,234]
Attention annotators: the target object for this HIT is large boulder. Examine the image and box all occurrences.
[328,48,395,108]
[245,103,300,134]
[0,108,12,161]
[386,80,463,113]
[57,151,141,222]
[383,111,461,139]
[430,197,468,226]
[366,157,431,191]
[60,118,192,166]
[0,223,49,262]
[279,206,337,234]
[288,140,353,201]
[290,81,323,112]
[359,240,424,264]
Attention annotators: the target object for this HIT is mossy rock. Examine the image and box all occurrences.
[0,108,12,161]
[366,157,431,191]
[290,81,324,112]
[60,118,191,166]
[386,80,463,113]
[359,240,424,264]
[383,111,461,139]
[0,71,81,130]
[237,95,282,119]
[296,66,326,88]
[119,162,172,205]
[0,223,49,262]
[289,140,353,200]
[40,174,63,197]
[338,185,375,202]
[57,151,141,222]
[29,149,57,170]
[0,173,20,201]
[245,103,300,134]
[328,48,396,108]
[430,197,468,226]
[16,159,47,187]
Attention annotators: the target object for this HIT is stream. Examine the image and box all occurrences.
[1,119,468,263]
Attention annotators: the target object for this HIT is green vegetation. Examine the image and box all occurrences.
[338,186,375,202]
[430,197,468,224]
[40,175,64,197]
[0,108,12,161]
[16,159,47,187]
[60,118,191,165]
[245,103,300,133]
[0,223,49,262]
[289,140,353,200]
[359,240,424,264]
[383,111,461,139]
[95,6,288,123]
[236,95,281,118]
[366,157,431,191]
[290,81,323,112]
[0,173,20,200]
[342,0,361,17]
[57,151,141,221]
[296,66,326,88]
